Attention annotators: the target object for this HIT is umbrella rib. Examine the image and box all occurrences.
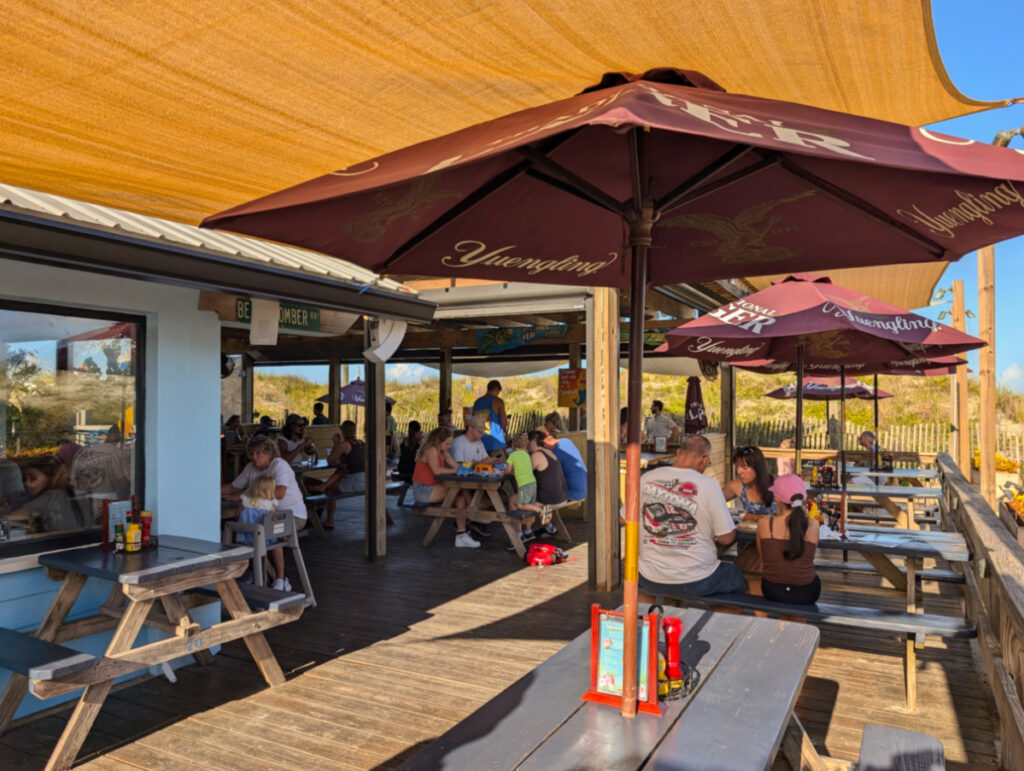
[378,132,580,273]
[656,154,781,215]
[654,144,756,214]
[770,154,948,258]
[517,147,625,215]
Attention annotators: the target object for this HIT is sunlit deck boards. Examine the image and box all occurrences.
[1,499,998,770]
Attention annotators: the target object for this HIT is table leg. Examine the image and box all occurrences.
[160,594,214,666]
[440,484,459,509]
[0,572,87,734]
[860,551,907,592]
[906,499,919,531]
[215,579,286,687]
[501,519,526,558]
[45,596,153,771]
[421,516,445,547]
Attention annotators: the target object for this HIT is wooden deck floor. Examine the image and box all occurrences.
[1,499,999,770]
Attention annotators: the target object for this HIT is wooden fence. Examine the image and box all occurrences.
[735,418,1024,471]
[940,454,1024,769]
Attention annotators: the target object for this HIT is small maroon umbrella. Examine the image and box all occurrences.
[765,377,893,401]
[661,274,985,367]
[316,379,396,406]
[684,376,708,434]
[203,68,1024,717]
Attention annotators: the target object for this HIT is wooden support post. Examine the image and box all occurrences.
[720,364,736,480]
[439,347,452,419]
[586,288,620,591]
[953,281,971,476]
[364,323,387,562]
[782,714,826,771]
[978,250,996,508]
[328,357,340,425]
[342,363,350,426]
[568,342,582,431]
[241,353,254,423]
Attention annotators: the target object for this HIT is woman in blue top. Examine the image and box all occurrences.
[472,379,507,450]
[722,446,777,518]
[721,445,776,577]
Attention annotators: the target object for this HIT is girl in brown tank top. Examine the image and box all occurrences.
[757,474,821,604]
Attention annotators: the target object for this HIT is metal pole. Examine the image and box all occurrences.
[795,346,804,471]
[840,365,848,538]
[621,127,653,719]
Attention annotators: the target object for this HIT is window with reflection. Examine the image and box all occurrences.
[0,302,144,554]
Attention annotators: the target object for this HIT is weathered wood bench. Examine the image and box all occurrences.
[858,723,945,770]
[193,582,307,613]
[655,592,975,711]
[815,560,964,584]
[0,628,96,682]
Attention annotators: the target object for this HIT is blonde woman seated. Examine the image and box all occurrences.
[755,474,821,605]
[412,427,478,549]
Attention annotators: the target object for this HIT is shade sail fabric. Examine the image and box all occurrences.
[3,2,1009,227]
[765,377,893,400]
[204,72,1024,289]
[663,274,986,367]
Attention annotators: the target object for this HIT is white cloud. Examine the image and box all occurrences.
[388,362,429,384]
[999,363,1024,392]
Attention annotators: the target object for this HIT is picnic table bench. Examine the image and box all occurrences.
[0,536,303,770]
[858,723,945,770]
[397,607,819,771]
[656,591,974,712]
[810,484,943,530]
[417,473,572,557]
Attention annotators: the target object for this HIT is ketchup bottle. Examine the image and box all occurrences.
[662,617,683,681]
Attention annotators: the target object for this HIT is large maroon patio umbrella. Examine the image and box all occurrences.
[203,68,1024,717]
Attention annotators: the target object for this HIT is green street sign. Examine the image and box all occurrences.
[235,298,321,332]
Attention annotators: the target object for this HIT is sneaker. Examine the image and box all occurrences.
[272,577,288,591]
[520,530,536,543]
[455,531,481,548]
[543,523,557,535]
[468,521,493,538]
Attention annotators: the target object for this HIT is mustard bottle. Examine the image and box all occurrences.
[126,523,142,552]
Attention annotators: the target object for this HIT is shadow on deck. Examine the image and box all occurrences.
[0,496,999,770]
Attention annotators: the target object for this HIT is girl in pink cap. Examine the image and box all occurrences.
[756,474,821,605]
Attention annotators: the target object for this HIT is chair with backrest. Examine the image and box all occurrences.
[222,508,315,607]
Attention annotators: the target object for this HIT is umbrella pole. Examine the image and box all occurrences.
[621,127,652,720]
[840,365,848,538]
[795,346,804,472]
[873,373,880,451]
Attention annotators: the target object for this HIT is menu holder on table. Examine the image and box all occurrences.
[582,604,661,715]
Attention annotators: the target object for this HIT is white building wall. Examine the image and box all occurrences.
[0,257,222,717]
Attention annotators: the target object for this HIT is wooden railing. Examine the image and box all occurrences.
[939,453,1024,769]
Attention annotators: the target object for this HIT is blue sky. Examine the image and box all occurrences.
[265,3,1024,391]
[920,1,1024,390]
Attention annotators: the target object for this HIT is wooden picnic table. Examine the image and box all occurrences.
[426,473,570,557]
[0,535,303,771]
[397,607,819,771]
[809,483,943,530]
[844,466,940,484]
[736,521,969,613]
[619,451,678,469]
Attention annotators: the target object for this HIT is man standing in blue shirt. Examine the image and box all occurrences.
[472,380,508,452]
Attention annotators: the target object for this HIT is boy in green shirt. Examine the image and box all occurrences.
[506,432,542,541]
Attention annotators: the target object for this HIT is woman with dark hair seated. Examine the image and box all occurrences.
[721,446,776,519]
[721,445,776,577]
[756,474,821,605]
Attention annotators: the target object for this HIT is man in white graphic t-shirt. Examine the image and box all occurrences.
[623,434,746,602]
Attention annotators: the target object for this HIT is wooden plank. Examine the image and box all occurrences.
[643,621,818,770]
[857,724,945,770]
